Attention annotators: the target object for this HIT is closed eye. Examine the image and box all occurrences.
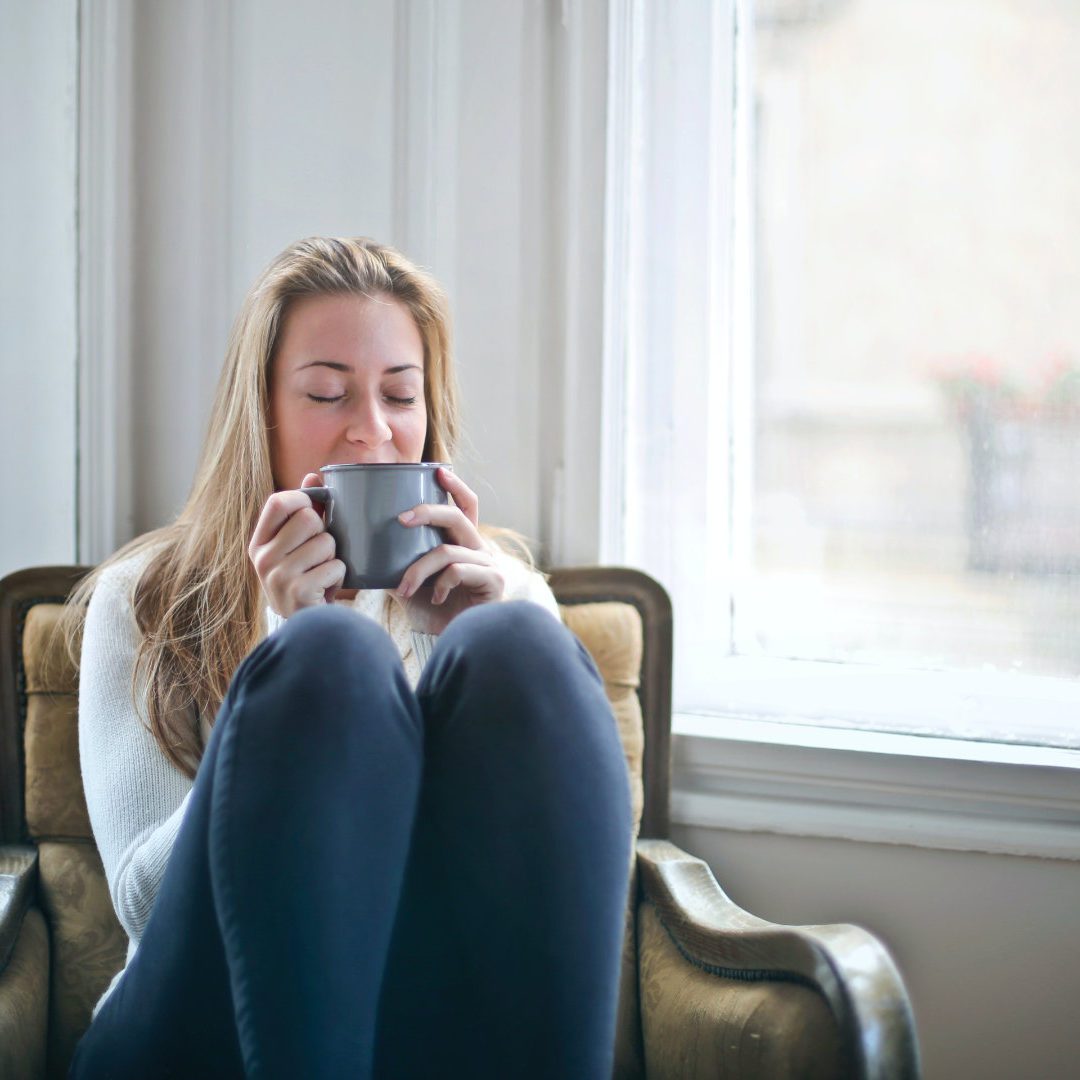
[307,393,417,406]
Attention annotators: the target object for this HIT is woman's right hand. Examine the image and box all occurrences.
[248,473,346,617]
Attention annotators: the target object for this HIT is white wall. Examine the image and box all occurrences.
[0,2,78,577]
[229,0,398,294]
[452,0,544,545]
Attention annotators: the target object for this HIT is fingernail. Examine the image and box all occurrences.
[399,510,415,524]
[399,580,412,598]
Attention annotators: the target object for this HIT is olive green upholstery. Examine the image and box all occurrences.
[0,906,49,1080]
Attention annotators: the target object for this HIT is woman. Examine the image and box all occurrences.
[65,237,631,1078]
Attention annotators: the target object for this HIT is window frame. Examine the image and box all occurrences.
[591,0,1080,856]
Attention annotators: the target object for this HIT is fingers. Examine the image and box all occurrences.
[265,531,337,589]
[249,488,324,550]
[270,544,344,609]
[429,561,505,606]
[398,502,485,549]
[435,466,480,528]
[249,505,327,579]
[298,553,346,593]
[395,544,494,599]
[249,483,340,617]
[398,468,483,547]
[289,556,346,609]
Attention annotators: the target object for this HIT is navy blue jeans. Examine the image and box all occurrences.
[69,601,632,1079]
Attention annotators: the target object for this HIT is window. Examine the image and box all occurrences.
[608,0,1080,750]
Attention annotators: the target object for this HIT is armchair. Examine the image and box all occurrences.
[0,564,919,1078]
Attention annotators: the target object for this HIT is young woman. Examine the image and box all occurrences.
[65,237,631,1079]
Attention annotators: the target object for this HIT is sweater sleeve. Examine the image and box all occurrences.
[78,558,195,941]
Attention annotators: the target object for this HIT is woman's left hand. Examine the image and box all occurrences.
[390,467,505,635]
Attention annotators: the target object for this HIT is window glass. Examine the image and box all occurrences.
[749,0,1080,680]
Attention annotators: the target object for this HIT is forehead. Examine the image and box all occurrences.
[275,292,424,368]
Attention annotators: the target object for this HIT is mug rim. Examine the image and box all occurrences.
[320,461,451,472]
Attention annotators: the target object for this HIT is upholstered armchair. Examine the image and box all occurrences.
[0,565,920,1078]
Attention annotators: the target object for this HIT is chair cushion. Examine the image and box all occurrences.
[558,601,646,839]
[22,604,80,697]
[25,693,91,843]
[22,605,91,843]
[35,842,126,1078]
[0,905,49,1080]
[637,901,846,1079]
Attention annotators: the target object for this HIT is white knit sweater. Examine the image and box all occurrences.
[79,549,560,1016]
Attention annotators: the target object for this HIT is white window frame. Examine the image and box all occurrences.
[591,0,1080,862]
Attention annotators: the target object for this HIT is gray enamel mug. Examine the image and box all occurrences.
[304,463,450,589]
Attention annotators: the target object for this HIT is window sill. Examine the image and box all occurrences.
[672,711,1080,862]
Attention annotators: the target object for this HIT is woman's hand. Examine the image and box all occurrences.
[390,467,505,635]
[248,473,346,617]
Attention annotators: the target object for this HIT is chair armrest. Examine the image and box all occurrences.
[0,846,38,973]
[636,839,920,1080]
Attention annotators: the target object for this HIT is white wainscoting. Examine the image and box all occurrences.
[0,2,79,577]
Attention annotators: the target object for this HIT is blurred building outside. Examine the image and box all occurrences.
[749,0,1080,680]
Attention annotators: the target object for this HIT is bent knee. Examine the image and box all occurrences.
[421,602,609,745]
[221,605,416,754]
[243,605,403,711]
[441,601,574,671]
[276,604,394,667]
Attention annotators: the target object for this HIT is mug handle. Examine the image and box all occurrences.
[302,486,333,524]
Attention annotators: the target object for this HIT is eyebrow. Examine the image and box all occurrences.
[297,360,422,375]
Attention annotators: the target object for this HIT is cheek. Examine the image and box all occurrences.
[267,396,288,474]
[406,406,427,453]
[270,401,337,472]
[398,410,428,456]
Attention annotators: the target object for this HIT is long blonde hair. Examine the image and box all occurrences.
[63,237,462,778]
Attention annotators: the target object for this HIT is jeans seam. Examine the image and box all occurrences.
[208,679,264,1079]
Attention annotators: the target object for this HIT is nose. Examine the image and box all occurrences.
[344,395,393,449]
